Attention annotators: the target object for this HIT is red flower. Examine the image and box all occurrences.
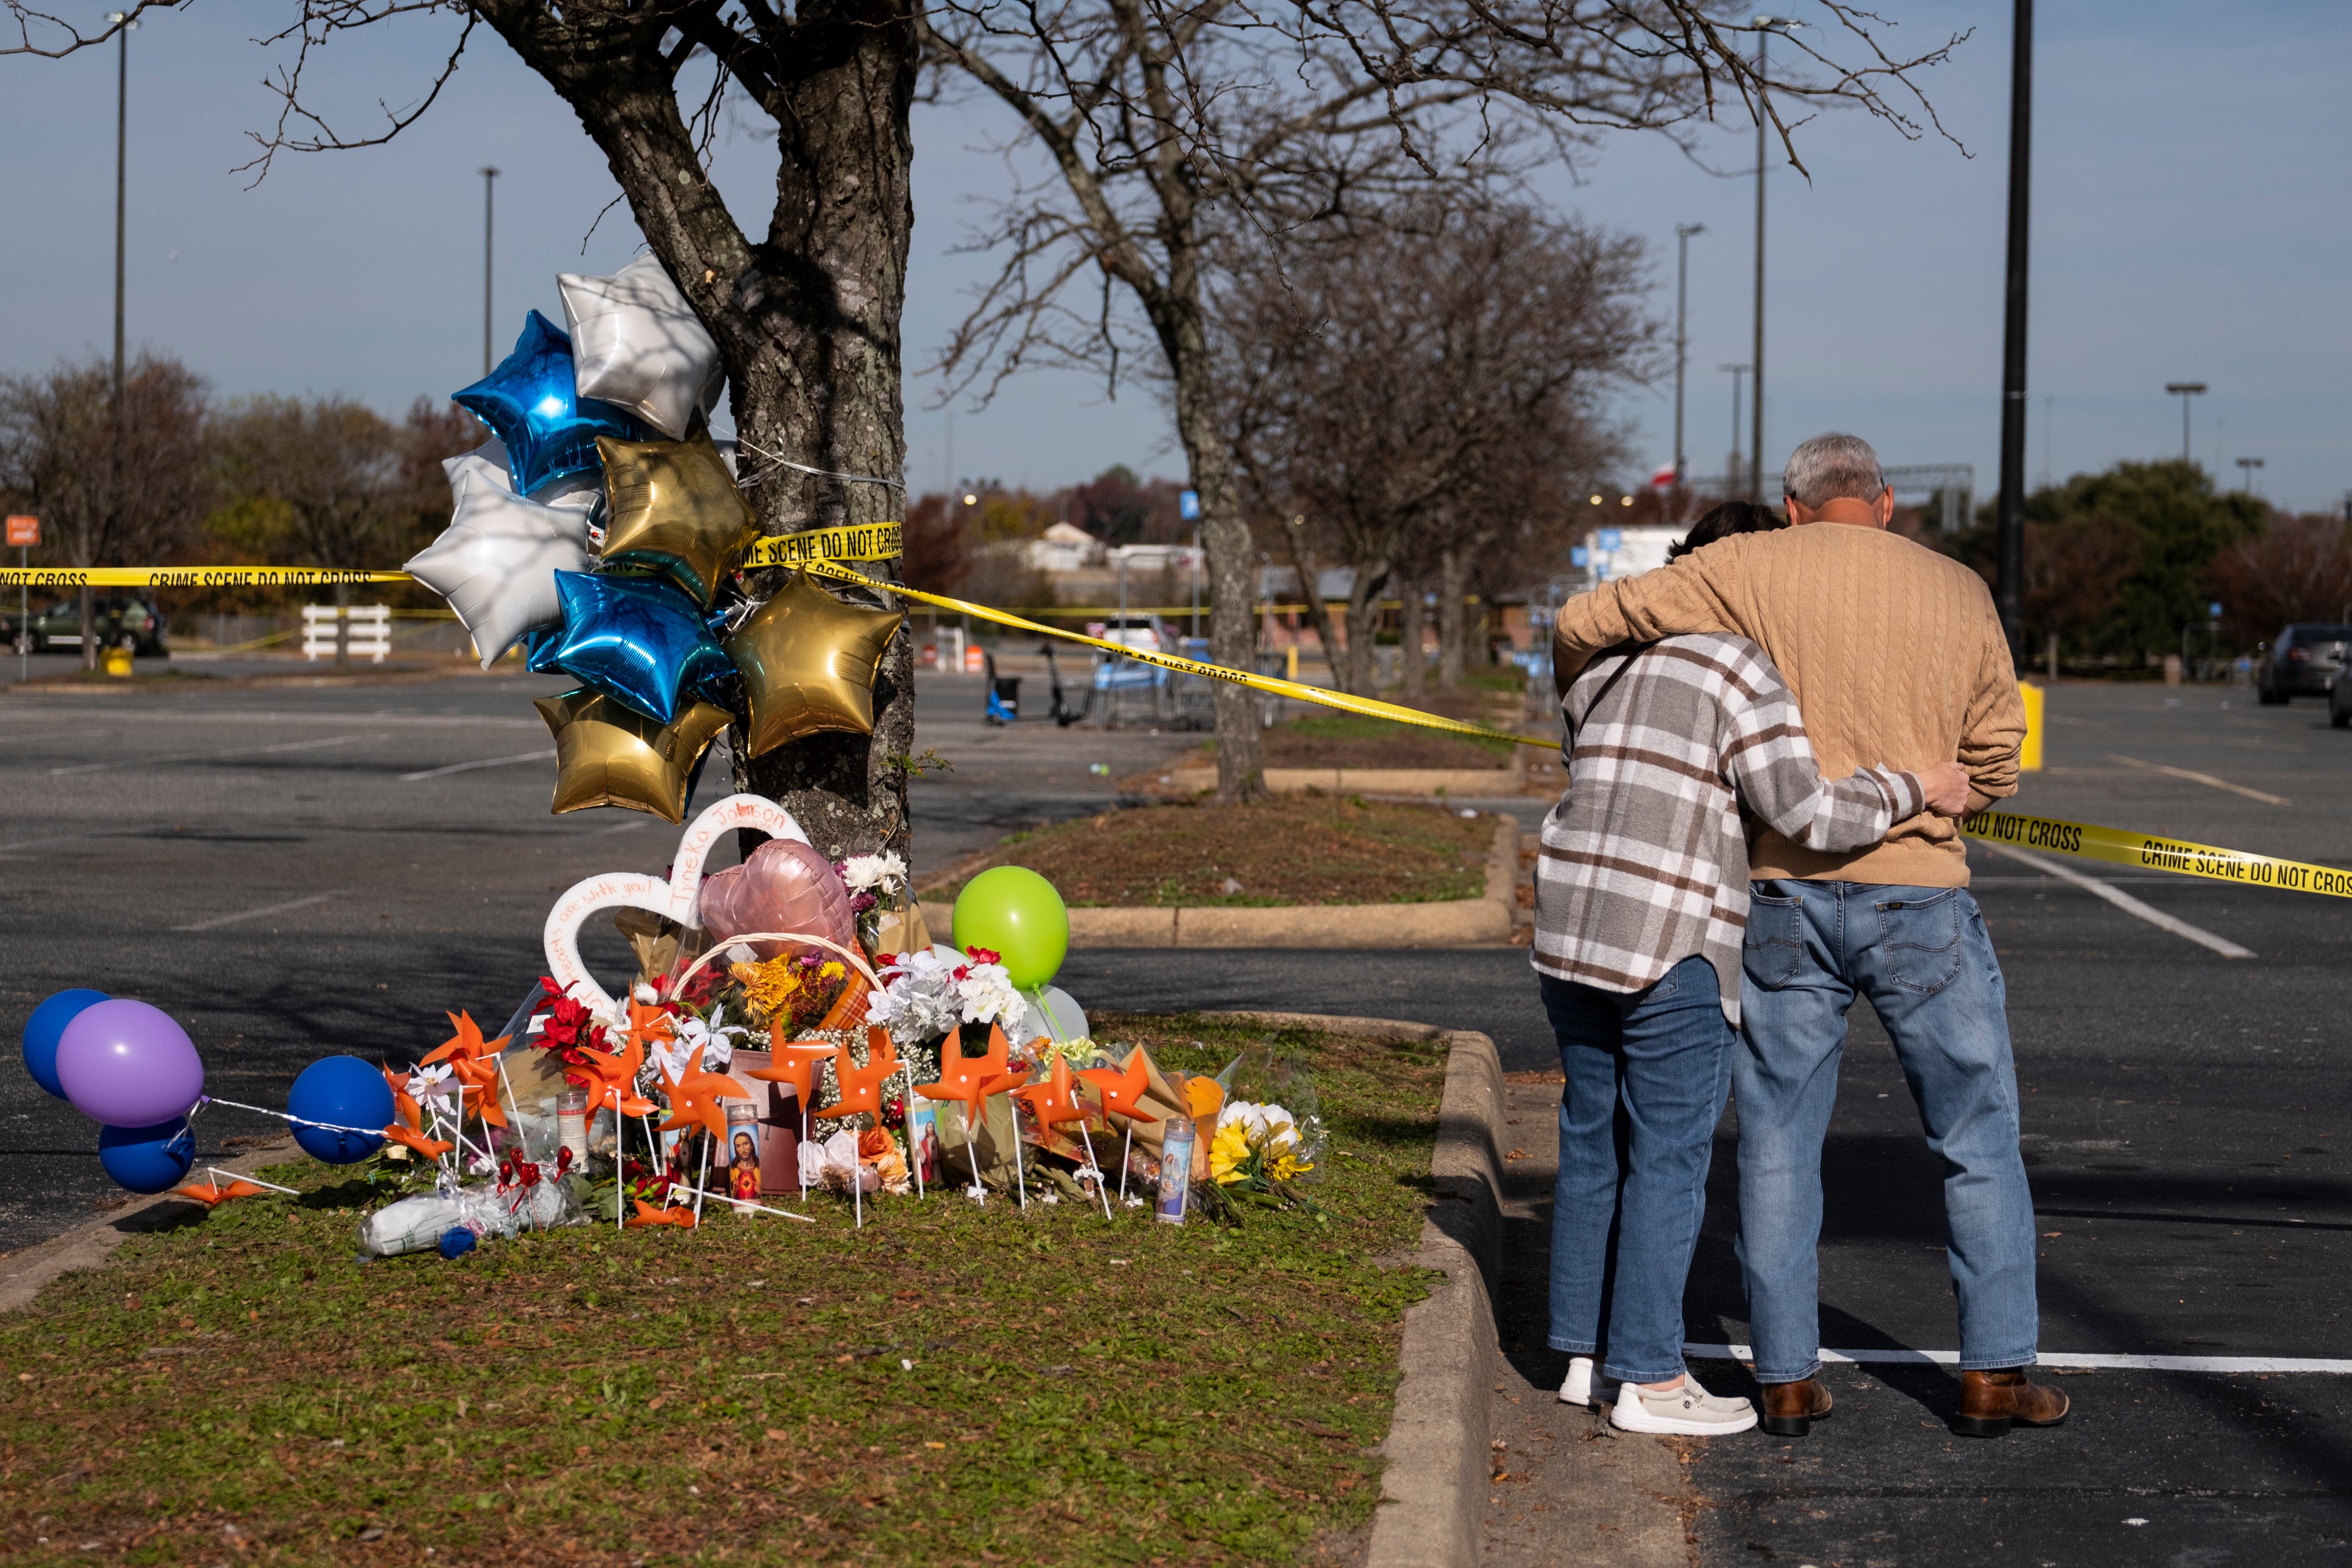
[963,945,1001,966]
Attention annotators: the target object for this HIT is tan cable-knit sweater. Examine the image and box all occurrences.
[1550,521,2025,888]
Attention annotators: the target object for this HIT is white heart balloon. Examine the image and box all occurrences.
[542,793,813,1019]
[406,468,597,668]
[558,253,726,441]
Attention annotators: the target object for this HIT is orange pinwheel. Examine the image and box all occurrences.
[422,1009,511,1066]
[172,1177,268,1207]
[448,1051,508,1129]
[656,1061,756,1143]
[743,1022,838,1120]
[1013,1056,1090,1132]
[813,1028,900,1124]
[624,1198,697,1230]
[564,1029,655,1117]
[915,1024,1011,1119]
[625,996,676,1054]
[1079,1050,1164,1128]
[383,1120,456,1160]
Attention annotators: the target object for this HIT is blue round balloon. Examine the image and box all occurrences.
[97,1117,195,1195]
[22,988,109,1100]
[286,1054,393,1165]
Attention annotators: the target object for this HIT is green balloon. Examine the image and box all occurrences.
[953,866,1070,990]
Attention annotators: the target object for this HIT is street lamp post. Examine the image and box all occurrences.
[481,167,500,375]
[99,10,139,674]
[2164,382,2207,466]
[1750,16,1801,502]
[1672,223,1705,508]
[1995,0,2033,659]
[1720,364,1750,491]
[2236,457,2264,496]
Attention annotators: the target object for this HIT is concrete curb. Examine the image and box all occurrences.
[0,1137,299,1313]
[1064,816,1520,949]
[1205,1011,1503,1568]
[1163,753,1522,798]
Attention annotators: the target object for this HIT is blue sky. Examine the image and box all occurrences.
[2,2,2345,512]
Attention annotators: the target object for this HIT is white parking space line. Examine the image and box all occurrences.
[48,734,376,776]
[171,892,335,932]
[2107,752,2290,806]
[1978,840,2255,959]
[400,747,559,781]
[1684,1343,2352,1375]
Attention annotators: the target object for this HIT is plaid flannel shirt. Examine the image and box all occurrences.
[1531,634,1925,1025]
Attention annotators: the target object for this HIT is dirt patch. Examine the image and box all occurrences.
[1194,712,1516,772]
[932,796,1497,907]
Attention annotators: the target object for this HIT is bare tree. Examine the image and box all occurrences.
[1219,201,1650,696]
[0,353,212,666]
[6,0,924,857]
[2208,515,2352,649]
[923,0,1963,783]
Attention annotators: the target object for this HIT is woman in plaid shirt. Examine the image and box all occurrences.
[1535,502,1970,1435]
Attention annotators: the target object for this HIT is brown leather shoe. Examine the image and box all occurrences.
[1955,1369,2070,1437]
[1757,1377,1833,1437]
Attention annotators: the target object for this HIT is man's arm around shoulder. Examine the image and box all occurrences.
[1550,534,1757,693]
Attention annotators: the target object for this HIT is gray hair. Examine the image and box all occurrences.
[1781,433,1886,508]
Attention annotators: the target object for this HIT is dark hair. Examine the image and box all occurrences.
[1668,500,1786,561]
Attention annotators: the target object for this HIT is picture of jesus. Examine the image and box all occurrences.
[729,1130,760,1207]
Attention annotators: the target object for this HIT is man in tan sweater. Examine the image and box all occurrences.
[1552,433,2066,1440]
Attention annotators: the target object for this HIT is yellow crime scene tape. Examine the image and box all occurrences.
[801,559,1550,749]
[1964,811,2352,900]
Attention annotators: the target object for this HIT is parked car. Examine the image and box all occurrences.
[1,595,169,657]
[2257,623,2352,706]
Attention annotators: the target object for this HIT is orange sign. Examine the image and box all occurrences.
[5,515,35,547]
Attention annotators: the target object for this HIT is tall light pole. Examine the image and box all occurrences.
[2236,456,2264,496]
[1672,223,1705,504]
[1750,16,1801,502]
[1720,363,1749,489]
[2164,382,2206,466]
[1995,0,2032,659]
[480,167,500,374]
[99,10,138,674]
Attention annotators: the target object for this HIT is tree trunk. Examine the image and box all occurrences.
[490,4,921,862]
[1341,564,1388,696]
[1437,547,1468,689]
[1282,524,1345,695]
[1396,570,1426,700]
[1166,313,1265,802]
[77,583,95,672]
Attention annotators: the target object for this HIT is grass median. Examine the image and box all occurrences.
[928,796,1497,910]
[0,1014,1450,1566]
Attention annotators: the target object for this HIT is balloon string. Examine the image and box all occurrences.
[198,1095,381,1137]
[728,436,906,492]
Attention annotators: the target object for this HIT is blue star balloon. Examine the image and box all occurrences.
[543,570,736,725]
[454,311,651,495]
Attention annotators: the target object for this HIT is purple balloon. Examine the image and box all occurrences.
[55,1000,204,1127]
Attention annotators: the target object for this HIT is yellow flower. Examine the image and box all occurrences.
[730,958,804,1021]
[819,960,845,982]
[1271,1152,1315,1183]
[1209,1120,1254,1184]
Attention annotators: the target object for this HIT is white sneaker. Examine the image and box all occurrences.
[1558,1356,1622,1409]
[1609,1373,1758,1436]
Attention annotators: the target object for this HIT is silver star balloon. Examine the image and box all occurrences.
[441,438,604,514]
[406,468,597,668]
[557,254,726,442]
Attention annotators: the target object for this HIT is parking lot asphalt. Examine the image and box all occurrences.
[3,668,2349,1562]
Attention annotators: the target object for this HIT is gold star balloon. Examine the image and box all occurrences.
[721,571,904,758]
[532,688,731,823]
[595,428,760,606]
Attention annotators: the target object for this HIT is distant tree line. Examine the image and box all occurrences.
[1942,460,2345,664]
[0,353,478,654]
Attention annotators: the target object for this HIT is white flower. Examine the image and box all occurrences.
[953,960,1024,1027]
[1260,1104,1300,1154]
[649,1033,692,1080]
[1217,1100,1269,1142]
[407,1063,453,1101]
[675,1005,745,1070]
[634,982,660,1004]
[840,852,907,894]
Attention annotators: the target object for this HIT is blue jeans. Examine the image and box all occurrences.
[1541,956,1735,1385]
[1737,880,2040,1382]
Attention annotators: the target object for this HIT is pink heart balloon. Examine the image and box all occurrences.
[694,837,856,961]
